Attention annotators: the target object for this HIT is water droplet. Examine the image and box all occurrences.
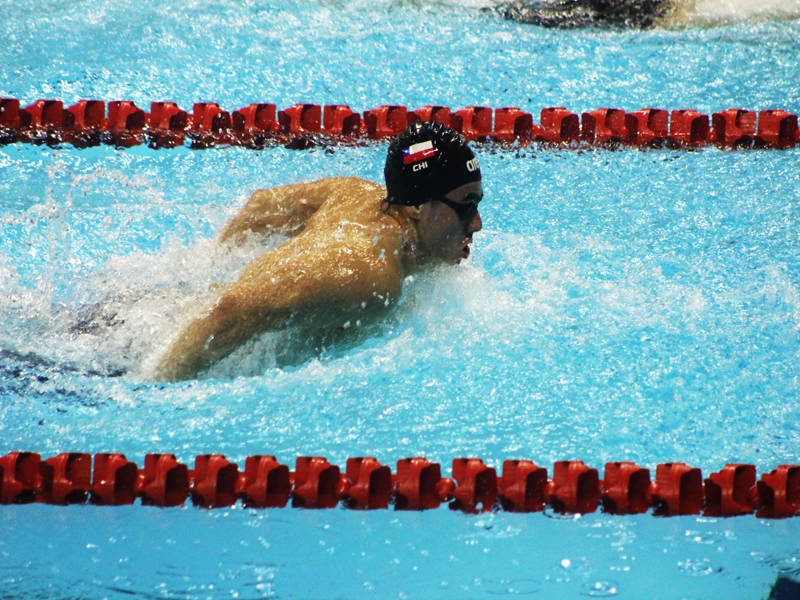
[485,578,541,595]
[685,530,723,545]
[580,580,619,597]
[677,558,716,576]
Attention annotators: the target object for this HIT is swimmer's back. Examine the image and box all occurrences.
[301,177,388,229]
[219,176,386,245]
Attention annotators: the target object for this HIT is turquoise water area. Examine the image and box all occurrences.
[2,1,800,598]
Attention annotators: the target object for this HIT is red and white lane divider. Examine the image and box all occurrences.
[0,98,798,150]
[1,451,798,517]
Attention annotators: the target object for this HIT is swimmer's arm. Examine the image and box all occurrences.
[153,237,403,382]
[219,177,352,245]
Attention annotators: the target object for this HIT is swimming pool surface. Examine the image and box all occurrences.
[2,0,800,598]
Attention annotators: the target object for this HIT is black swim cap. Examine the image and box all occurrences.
[384,121,482,207]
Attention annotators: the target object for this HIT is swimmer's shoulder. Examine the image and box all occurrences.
[247,176,382,202]
[319,176,385,197]
[307,177,387,220]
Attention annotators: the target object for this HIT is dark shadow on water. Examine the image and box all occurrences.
[273,320,390,370]
[768,576,800,600]
[0,347,121,379]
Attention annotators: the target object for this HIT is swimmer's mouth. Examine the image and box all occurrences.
[461,244,471,259]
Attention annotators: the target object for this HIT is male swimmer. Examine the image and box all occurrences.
[153,121,484,382]
[492,0,675,29]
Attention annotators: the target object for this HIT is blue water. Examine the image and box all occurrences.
[2,1,800,599]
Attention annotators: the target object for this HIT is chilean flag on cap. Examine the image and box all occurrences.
[403,140,437,165]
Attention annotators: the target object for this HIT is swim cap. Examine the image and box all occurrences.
[384,121,482,206]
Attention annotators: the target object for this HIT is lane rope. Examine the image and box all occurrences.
[1,98,798,151]
[1,451,798,517]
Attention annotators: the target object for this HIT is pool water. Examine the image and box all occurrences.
[2,0,800,598]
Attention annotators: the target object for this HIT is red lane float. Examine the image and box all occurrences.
[394,457,454,510]
[63,100,105,147]
[137,453,189,507]
[493,107,533,143]
[704,464,757,517]
[38,452,93,505]
[106,100,147,147]
[450,106,493,141]
[322,104,361,137]
[712,109,756,148]
[450,458,497,513]
[236,455,291,508]
[91,453,138,505]
[279,103,321,135]
[756,109,799,149]
[651,462,704,516]
[581,108,631,145]
[191,454,239,508]
[670,109,710,147]
[757,465,800,518]
[539,107,580,144]
[410,105,451,127]
[601,461,652,515]
[189,102,232,149]
[363,105,407,138]
[627,109,669,146]
[0,452,41,504]
[2,451,799,518]
[1,96,798,150]
[547,460,600,514]
[150,101,190,148]
[344,457,392,509]
[498,459,548,512]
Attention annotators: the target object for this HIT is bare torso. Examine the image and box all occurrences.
[153,177,416,381]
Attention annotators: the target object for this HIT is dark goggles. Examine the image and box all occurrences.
[437,194,481,222]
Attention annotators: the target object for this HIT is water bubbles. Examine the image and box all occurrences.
[684,530,724,545]
[485,578,541,595]
[580,580,619,597]
[557,556,593,579]
[773,557,800,577]
[759,552,800,577]
[677,558,718,576]
[544,506,583,521]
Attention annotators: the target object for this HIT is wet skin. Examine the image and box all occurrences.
[152,177,482,382]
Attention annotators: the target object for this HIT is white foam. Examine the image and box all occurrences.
[1,206,291,378]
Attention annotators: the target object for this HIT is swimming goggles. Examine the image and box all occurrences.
[437,194,481,222]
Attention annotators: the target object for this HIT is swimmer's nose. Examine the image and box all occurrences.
[466,209,482,234]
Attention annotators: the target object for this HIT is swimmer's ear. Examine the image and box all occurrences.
[403,204,425,221]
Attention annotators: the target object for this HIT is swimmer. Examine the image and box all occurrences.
[491,0,675,28]
[153,121,484,382]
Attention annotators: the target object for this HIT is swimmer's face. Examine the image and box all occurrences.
[417,180,483,264]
